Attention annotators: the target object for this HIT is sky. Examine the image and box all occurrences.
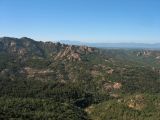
[0,0,160,43]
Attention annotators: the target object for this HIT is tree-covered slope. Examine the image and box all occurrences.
[0,37,160,120]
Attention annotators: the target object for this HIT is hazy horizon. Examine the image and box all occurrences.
[1,36,160,44]
[0,0,160,43]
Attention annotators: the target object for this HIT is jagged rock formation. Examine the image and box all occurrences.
[54,45,94,61]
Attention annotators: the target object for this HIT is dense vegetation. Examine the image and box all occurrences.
[0,37,160,119]
[0,97,88,120]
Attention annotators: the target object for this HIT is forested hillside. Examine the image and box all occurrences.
[0,37,160,120]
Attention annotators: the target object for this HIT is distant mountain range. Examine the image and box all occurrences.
[59,40,160,50]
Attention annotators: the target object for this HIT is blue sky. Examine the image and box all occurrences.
[0,0,160,43]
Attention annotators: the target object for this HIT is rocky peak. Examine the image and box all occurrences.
[54,45,94,61]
